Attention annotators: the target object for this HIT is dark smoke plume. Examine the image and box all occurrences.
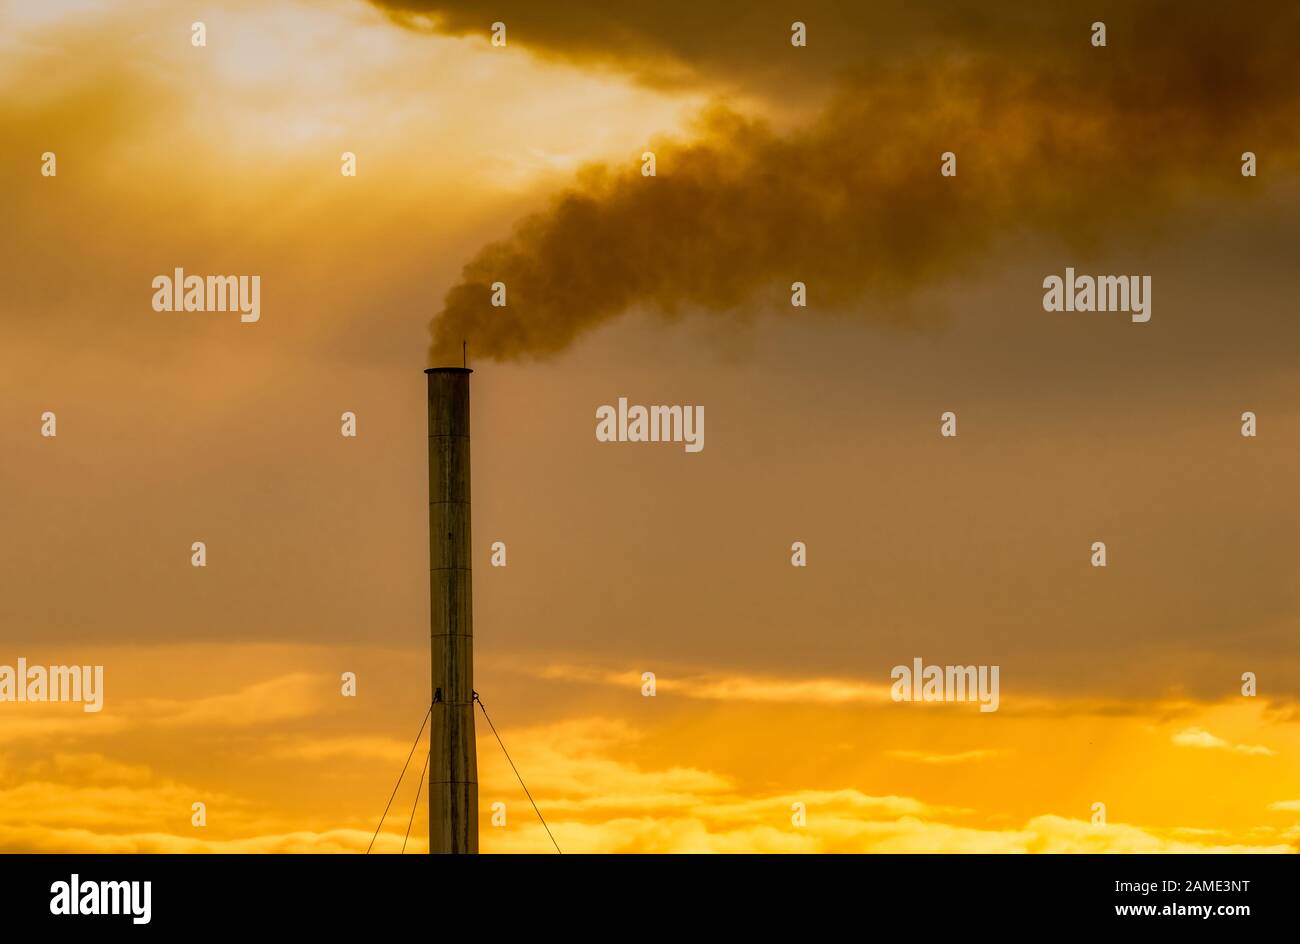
[401,1,1300,362]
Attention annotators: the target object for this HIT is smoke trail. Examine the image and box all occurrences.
[420,4,1300,362]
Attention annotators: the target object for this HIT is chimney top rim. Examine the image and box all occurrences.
[424,367,474,374]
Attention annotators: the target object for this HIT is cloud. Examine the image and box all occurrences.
[0,672,335,747]
[537,663,892,704]
[4,701,1297,853]
[887,749,1003,765]
[528,660,1207,718]
[480,718,732,806]
[693,790,959,823]
[0,824,395,855]
[1020,816,1291,855]
[269,736,413,763]
[0,755,254,834]
[8,811,1285,855]
[375,1,1300,98]
[0,744,401,853]
[412,1,1300,362]
[473,713,1294,853]
[1172,727,1274,756]
[135,673,328,728]
[46,752,156,786]
[483,800,1294,855]
[0,711,129,743]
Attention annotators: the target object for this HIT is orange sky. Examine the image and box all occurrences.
[3,0,1300,853]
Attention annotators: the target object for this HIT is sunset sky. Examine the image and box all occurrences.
[3,0,1300,852]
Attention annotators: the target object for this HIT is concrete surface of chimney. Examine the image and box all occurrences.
[426,367,478,854]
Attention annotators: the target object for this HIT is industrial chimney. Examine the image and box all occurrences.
[426,367,478,854]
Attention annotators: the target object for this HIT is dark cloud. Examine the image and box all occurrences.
[373,1,1300,101]
[416,1,1300,361]
[372,1,1227,92]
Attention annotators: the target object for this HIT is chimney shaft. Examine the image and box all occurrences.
[426,367,478,854]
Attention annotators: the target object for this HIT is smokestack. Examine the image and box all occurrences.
[426,367,478,854]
